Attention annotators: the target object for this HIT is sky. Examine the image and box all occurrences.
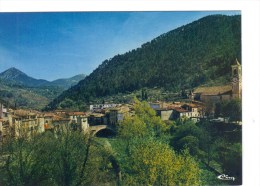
[0,11,240,81]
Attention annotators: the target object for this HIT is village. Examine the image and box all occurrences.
[0,100,200,139]
[0,60,242,141]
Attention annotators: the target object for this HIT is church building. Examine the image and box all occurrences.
[192,59,242,103]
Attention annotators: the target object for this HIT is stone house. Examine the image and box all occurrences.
[0,102,8,120]
[155,102,202,121]
[109,106,130,126]
[77,115,89,133]
[43,113,55,130]
[149,102,161,110]
[66,112,87,124]
[181,103,201,118]
[156,109,175,121]
[88,113,105,126]
[172,107,191,120]
[52,116,71,132]
[9,110,44,138]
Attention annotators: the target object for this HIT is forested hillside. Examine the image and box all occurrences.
[50,74,86,89]
[47,15,241,110]
[0,79,63,110]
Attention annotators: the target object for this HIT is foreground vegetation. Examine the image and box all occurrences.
[0,99,242,185]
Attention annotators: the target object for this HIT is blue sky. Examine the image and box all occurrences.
[0,11,240,81]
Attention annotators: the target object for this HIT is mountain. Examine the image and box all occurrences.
[0,67,49,87]
[50,74,86,89]
[46,15,241,110]
[0,68,85,110]
[0,67,86,89]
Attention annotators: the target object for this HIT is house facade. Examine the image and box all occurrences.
[155,102,202,121]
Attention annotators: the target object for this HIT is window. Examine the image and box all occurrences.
[233,69,237,76]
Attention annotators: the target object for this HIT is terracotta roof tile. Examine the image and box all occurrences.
[182,103,199,108]
[53,116,70,121]
[67,112,86,116]
[43,113,55,117]
[173,107,189,113]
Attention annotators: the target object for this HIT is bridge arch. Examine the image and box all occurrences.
[90,125,116,137]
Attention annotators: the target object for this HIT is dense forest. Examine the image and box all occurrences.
[47,15,241,110]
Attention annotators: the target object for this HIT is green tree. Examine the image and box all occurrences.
[0,130,118,186]
[115,138,200,186]
[198,120,219,166]
[221,99,242,121]
[214,139,242,184]
[115,100,200,185]
[177,135,200,156]
[171,119,218,165]
[132,98,169,137]
[59,98,75,109]
[0,135,47,185]
[118,115,150,139]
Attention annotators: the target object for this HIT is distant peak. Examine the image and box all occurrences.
[9,67,18,70]
[72,74,86,78]
[5,67,24,73]
[0,67,27,79]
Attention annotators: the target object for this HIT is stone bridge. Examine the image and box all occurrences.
[89,125,115,136]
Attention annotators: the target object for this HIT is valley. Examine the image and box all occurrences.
[0,13,242,186]
[0,68,85,110]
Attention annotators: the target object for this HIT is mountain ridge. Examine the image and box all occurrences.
[47,14,241,110]
[0,67,86,89]
[0,68,86,110]
[0,67,49,87]
[50,74,86,89]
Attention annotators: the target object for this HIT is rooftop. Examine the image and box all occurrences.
[66,112,87,116]
[194,85,232,96]
[89,113,104,118]
[53,116,70,121]
[13,109,38,117]
[43,113,55,117]
[182,103,199,108]
[173,107,189,113]
[232,58,241,66]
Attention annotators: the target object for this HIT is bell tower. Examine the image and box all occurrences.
[231,58,242,99]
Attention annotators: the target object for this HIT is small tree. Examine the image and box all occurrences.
[132,98,169,137]
[116,138,200,186]
[115,100,200,185]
